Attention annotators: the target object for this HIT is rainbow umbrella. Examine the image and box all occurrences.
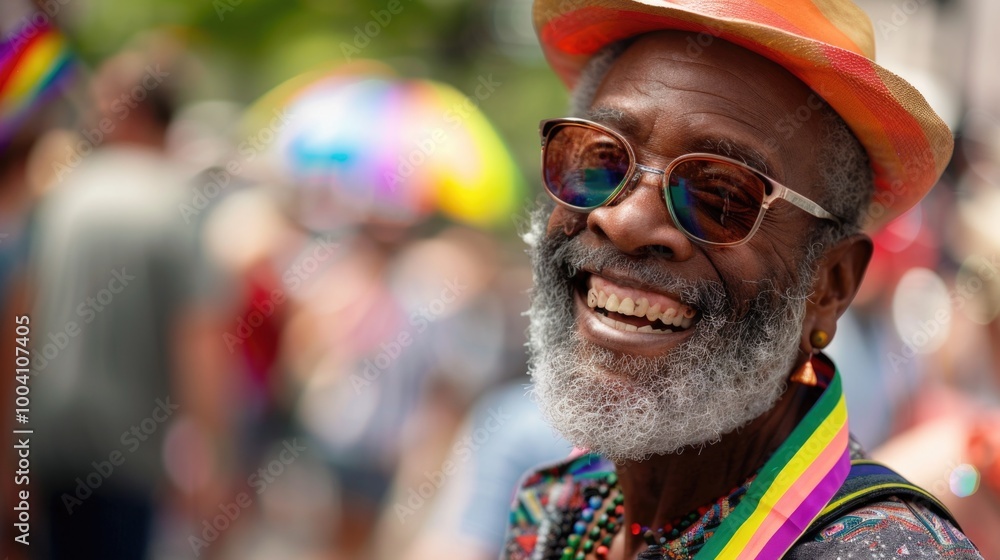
[246,65,524,229]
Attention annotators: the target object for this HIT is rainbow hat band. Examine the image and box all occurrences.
[0,19,75,146]
[533,0,953,231]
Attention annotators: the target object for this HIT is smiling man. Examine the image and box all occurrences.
[502,1,983,559]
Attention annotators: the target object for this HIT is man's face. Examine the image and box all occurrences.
[527,31,830,461]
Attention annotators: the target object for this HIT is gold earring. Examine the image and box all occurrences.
[810,330,830,349]
[790,357,818,386]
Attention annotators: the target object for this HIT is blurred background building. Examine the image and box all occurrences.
[1,0,999,558]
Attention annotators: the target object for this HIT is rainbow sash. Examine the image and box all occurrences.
[696,358,850,559]
[0,19,75,144]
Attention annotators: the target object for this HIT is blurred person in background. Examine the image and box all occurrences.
[304,223,515,558]
[368,225,576,560]
[27,34,239,560]
[193,181,342,560]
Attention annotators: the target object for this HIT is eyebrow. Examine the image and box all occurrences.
[585,106,778,178]
[587,106,641,135]
[692,138,773,177]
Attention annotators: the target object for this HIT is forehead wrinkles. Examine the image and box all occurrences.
[604,56,810,139]
[614,34,816,109]
[594,41,825,184]
[632,54,783,109]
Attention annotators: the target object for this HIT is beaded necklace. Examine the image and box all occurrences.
[550,472,756,560]
[634,480,752,554]
[547,473,624,560]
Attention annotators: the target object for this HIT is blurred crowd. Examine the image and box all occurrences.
[2,0,1000,559]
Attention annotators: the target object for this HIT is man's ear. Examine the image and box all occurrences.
[801,233,873,352]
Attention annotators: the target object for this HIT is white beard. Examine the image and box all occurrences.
[524,205,812,462]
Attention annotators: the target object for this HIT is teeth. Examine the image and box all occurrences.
[646,304,661,322]
[596,309,672,334]
[661,308,676,323]
[598,315,637,333]
[635,298,649,317]
[618,297,634,315]
[585,285,698,332]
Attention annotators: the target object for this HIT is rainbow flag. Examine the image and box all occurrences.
[696,358,851,559]
[0,18,75,145]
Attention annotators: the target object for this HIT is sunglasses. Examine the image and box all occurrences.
[539,118,842,247]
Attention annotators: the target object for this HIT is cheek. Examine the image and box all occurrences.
[754,221,811,278]
[711,247,799,315]
[549,206,587,237]
[710,253,756,314]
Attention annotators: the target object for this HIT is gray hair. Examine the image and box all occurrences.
[569,38,874,259]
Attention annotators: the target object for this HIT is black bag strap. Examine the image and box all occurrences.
[804,459,961,538]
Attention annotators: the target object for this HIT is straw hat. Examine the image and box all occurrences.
[533,0,953,230]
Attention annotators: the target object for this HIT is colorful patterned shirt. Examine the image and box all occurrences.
[502,440,983,559]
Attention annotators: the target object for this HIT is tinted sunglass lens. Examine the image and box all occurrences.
[543,124,630,209]
[666,158,766,244]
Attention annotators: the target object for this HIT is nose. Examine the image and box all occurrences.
[586,165,696,260]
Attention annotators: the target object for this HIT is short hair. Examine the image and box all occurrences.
[569,37,875,254]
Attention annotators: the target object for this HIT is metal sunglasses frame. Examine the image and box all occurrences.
[539,117,842,247]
